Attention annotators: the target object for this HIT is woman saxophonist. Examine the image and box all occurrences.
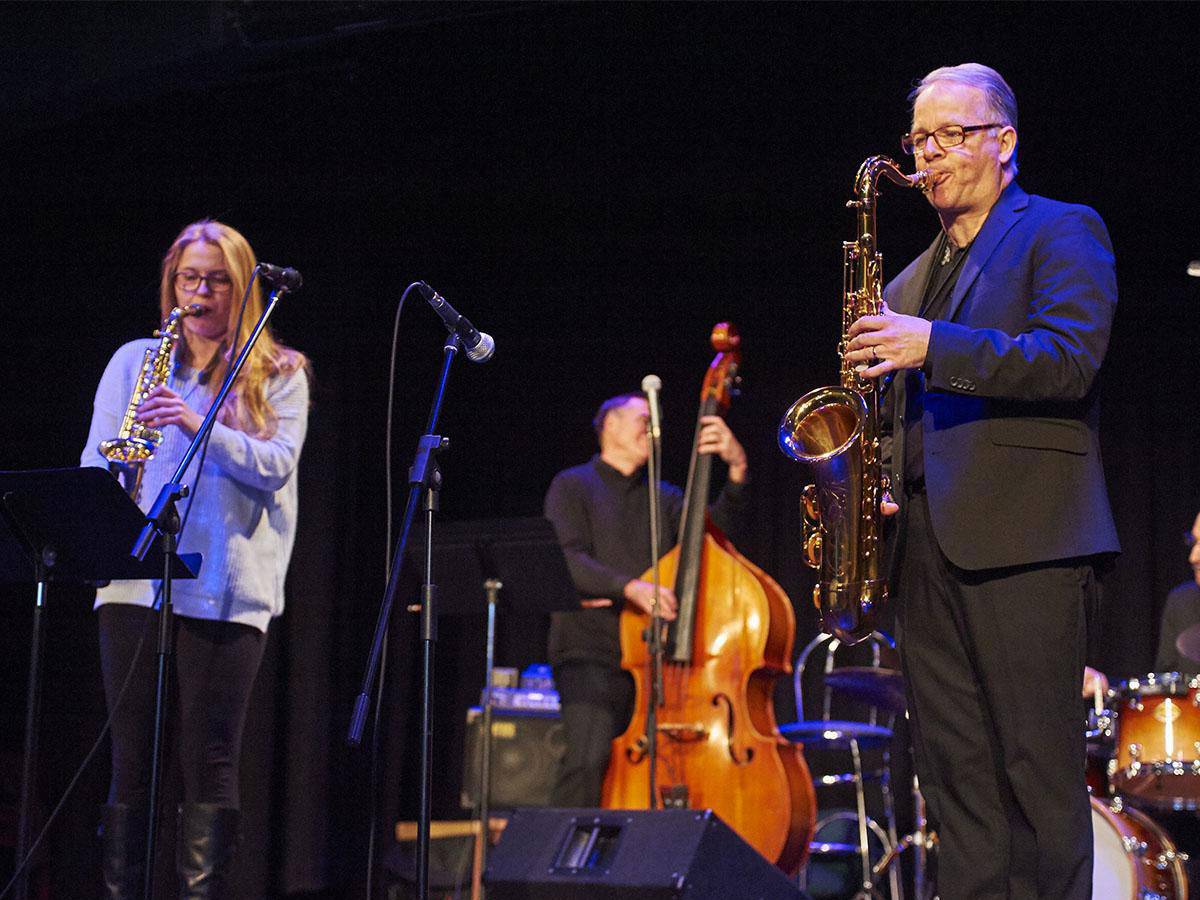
[80,220,310,898]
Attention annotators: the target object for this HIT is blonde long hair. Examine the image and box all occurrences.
[158,220,308,439]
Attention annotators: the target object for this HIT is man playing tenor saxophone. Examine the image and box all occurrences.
[844,64,1118,899]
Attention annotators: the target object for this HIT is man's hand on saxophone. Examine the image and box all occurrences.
[845,301,933,379]
[135,384,203,438]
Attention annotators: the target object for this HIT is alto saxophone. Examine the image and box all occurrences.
[778,157,929,644]
[98,304,201,500]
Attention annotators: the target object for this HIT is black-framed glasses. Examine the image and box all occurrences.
[901,123,1003,156]
[174,270,233,293]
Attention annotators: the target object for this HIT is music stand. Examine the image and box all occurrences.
[409,516,577,893]
[0,467,199,900]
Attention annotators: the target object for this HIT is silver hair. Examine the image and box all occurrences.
[909,63,1018,173]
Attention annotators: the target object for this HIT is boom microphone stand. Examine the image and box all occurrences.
[131,267,298,898]
[349,280,494,899]
[347,332,460,900]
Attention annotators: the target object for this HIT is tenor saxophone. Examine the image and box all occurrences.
[778,157,929,644]
[98,304,200,500]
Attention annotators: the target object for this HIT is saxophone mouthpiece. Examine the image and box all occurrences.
[912,169,934,192]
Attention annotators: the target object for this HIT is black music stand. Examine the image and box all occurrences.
[408,516,578,894]
[410,516,578,614]
[0,467,199,900]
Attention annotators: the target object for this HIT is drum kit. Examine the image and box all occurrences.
[829,636,1200,900]
[1084,623,1200,900]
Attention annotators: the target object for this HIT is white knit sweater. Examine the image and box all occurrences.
[81,338,309,633]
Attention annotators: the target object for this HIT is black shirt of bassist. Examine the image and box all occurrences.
[544,392,748,807]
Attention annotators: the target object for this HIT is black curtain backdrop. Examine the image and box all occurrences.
[0,3,1197,897]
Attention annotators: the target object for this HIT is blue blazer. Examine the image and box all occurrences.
[883,181,1120,571]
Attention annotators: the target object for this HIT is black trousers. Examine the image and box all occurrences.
[97,603,266,811]
[550,660,634,807]
[897,491,1093,900]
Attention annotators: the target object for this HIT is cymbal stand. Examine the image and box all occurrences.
[854,772,937,900]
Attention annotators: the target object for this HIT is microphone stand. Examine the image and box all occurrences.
[644,419,664,810]
[131,280,291,899]
[478,577,502,896]
[348,332,461,900]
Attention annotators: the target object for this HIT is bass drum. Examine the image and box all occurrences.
[1092,797,1188,899]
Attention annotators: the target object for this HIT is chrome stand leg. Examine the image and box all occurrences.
[851,738,872,892]
[880,747,903,900]
[913,774,930,900]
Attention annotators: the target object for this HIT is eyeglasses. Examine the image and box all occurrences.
[901,123,1003,156]
[174,270,233,293]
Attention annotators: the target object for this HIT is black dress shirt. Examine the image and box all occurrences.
[544,455,748,666]
[903,233,971,487]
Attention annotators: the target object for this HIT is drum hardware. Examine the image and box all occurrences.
[824,667,907,716]
[1112,822,1190,879]
[1088,709,1116,742]
[1091,795,1188,899]
[823,664,938,900]
[1155,849,1189,871]
[1121,834,1145,855]
[1111,673,1200,810]
[854,823,938,900]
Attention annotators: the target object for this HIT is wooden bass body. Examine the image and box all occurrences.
[602,524,816,874]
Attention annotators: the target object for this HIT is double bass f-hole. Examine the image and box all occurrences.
[712,693,755,765]
[625,734,648,764]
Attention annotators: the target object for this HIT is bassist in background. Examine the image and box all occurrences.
[543,391,748,806]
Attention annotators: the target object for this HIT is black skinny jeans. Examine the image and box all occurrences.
[97,603,266,811]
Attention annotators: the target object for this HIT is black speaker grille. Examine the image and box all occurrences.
[461,709,566,810]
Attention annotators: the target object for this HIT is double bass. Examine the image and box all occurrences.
[601,323,816,874]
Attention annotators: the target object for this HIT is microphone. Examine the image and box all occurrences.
[257,262,303,292]
[641,374,662,441]
[416,282,496,363]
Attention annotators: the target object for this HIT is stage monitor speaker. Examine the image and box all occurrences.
[485,807,805,899]
[460,709,565,810]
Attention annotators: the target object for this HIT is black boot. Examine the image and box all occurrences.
[100,803,146,900]
[176,804,241,899]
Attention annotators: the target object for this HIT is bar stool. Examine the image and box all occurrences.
[779,631,902,900]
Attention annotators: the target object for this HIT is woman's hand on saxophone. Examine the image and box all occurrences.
[136,384,202,438]
[845,302,932,379]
